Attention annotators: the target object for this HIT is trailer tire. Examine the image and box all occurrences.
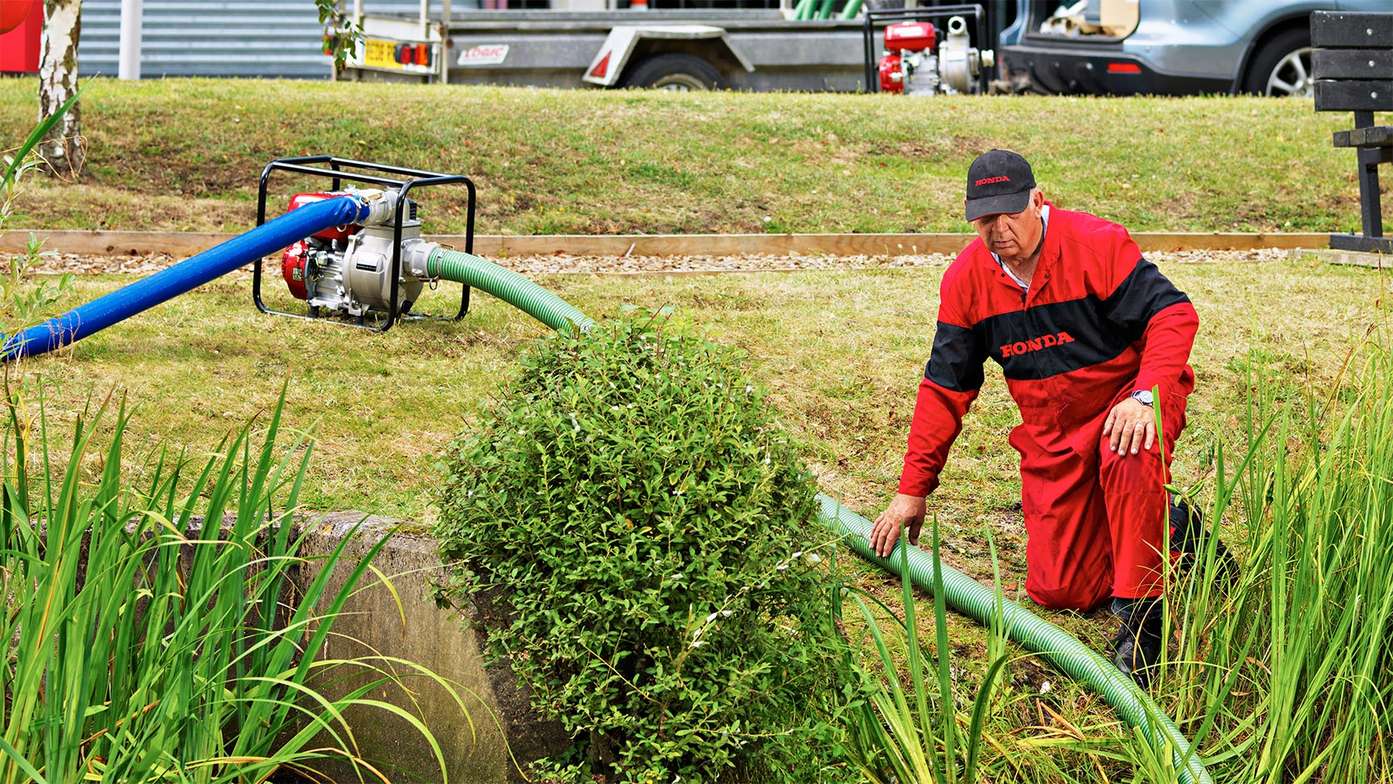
[622,54,725,91]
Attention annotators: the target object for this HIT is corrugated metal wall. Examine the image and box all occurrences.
[78,1,452,79]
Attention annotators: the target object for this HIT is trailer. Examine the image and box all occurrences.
[344,6,880,91]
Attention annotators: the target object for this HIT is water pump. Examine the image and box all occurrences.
[862,6,994,96]
[253,157,476,332]
[877,16,994,95]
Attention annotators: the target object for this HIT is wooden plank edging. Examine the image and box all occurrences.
[0,229,1330,258]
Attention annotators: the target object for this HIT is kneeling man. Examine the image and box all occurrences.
[869,150,1199,685]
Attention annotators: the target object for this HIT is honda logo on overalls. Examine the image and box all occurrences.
[1000,331,1075,358]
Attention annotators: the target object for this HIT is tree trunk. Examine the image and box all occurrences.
[38,0,83,178]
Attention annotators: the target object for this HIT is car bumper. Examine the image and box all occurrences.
[999,44,1232,96]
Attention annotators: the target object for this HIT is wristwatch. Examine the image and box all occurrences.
[1130,389,1154,407]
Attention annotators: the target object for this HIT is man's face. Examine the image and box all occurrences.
[970,189,1045,262]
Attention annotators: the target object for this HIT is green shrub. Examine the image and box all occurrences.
[435,316,847,783]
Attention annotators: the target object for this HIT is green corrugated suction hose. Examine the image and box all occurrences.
[427,248,594,334]
[444,254,1211,783]
[815,495,1212,784]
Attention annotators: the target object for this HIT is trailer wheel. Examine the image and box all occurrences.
[622,54,725,91]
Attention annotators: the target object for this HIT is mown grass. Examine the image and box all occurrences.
[12,255,1385,545]
[0,77,1381,236]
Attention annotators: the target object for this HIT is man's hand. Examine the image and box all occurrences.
[870,493,927,558]
[1104,398,1155,456]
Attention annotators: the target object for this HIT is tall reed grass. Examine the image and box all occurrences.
[841,340,1393,783]
[1162,341,1393,783]
[0,387,453,783]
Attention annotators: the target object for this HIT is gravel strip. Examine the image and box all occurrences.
[25,247,1292,277]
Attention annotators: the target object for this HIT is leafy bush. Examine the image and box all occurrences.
[435,316,847,783]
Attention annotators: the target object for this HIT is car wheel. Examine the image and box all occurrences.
[621,54,725,91]
[1243,28,1314,98]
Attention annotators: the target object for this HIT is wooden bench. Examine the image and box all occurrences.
[1313,10,1393,254]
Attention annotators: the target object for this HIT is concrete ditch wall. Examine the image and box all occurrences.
[288,511,569,784]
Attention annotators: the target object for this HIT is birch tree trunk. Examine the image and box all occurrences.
[38,0,84,178]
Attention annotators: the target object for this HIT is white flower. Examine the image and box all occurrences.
[776,562,789,571]
[1040,680,1053,694]
[721,609,733,617]
[706,612,719,624]
[805,553,822,566]
[690,640,706,649]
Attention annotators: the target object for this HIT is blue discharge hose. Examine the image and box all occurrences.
[0,196,368,362]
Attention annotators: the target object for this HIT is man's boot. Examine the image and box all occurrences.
[1110,596,1164,687]
[1169,495,1237,582]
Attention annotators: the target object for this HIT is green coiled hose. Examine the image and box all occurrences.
[445,251,1212,783]
[816,495,1211,784]
[426,248,594,334]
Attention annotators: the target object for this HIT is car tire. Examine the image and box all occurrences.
[621,54,725,91]
[1242,27,1314,98]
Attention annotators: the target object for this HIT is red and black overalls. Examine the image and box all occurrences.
[899,204,1198,611]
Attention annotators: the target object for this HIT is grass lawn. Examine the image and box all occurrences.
[0,78,1381,237]
[18,256,1387,576]
[24,254,1386,523]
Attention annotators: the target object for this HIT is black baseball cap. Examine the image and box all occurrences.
[964,149,1036,221]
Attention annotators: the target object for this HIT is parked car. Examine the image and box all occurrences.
[996,0,1384,96]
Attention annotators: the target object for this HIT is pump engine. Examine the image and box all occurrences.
[279,191,434,317]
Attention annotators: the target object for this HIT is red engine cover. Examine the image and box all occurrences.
[287,192,361,242]
[878,52,905,94]
[282,240,310,300]
[884,21,935,53]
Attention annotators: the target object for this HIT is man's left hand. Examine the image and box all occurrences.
[1103,398,1155,456]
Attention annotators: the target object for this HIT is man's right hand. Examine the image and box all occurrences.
[870,493,927,558]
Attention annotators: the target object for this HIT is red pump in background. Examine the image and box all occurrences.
[878,21,937,94]
[872,13,993,97]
